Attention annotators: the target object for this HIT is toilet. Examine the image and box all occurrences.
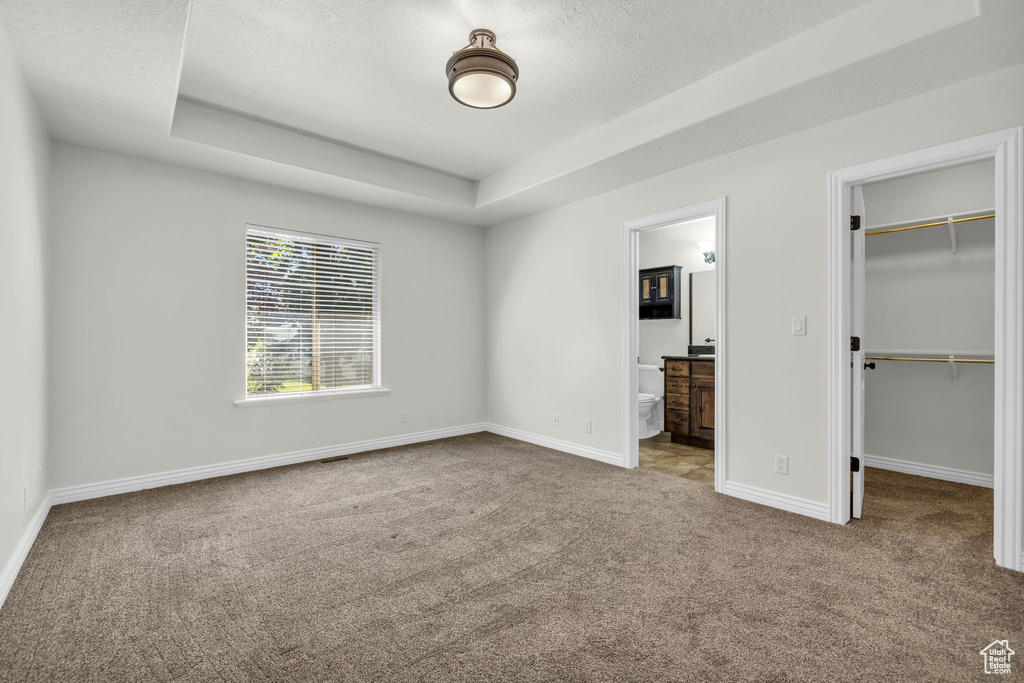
[638,364,665,439]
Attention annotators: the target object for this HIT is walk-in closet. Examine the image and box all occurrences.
[857,160,995,534]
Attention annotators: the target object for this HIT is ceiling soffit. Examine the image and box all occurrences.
[168,0,1015,225]
[1,0,1020,226]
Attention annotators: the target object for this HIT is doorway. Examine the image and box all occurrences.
[827,128,1023,572]
[622,198,726,493]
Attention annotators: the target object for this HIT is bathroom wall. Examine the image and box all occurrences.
[862,161,995,477]
[638,216,715,365]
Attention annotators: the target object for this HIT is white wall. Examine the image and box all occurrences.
[638,217,715,365]
[0,27,50,577]
[48,144,485,489]
[484,62,1024,504]
[862,159,994,227]
[862,162,995,475]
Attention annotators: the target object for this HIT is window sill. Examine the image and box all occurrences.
[234,388,390,407]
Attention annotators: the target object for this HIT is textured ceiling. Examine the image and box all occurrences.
[0,0,1021,227]
[177,0,869,179]
[0,0,189,146]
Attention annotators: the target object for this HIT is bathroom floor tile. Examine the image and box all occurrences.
[683,466,716,485]
[638,432,715,485]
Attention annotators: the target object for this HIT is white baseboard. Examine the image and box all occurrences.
[0,493,52,610]
[483,423,626,467]
[864,454,993,489]
[48,422,624,508]
[50,423,488,505]
[722,481,831,522]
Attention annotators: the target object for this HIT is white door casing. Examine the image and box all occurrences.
[622,197,727,495]
[828,127,1023,572]
[851,186,866,519]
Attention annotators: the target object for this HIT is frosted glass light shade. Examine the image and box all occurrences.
[451,72,514,109]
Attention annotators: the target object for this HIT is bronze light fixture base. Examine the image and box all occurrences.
[446,29,519,109]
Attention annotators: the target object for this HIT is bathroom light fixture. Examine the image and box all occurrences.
[446,29,518,109]
[698,240,716,264]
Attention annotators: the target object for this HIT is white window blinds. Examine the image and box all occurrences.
[245,225,380,397]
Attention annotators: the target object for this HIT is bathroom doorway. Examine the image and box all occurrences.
[622,198,726,492]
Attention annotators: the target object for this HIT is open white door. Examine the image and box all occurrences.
[851,186,866,519]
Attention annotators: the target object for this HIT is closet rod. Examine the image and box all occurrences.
[865,355,994,364]
[866,212,994,236]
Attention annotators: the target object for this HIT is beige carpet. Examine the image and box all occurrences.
[1,433,1021,682]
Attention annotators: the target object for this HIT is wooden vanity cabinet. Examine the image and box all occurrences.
[663,359,715,449]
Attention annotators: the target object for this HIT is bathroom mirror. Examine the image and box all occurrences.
[689,269,717,346]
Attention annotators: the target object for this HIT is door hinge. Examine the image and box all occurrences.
[851,336,861,352]
[851,456,861,473]
[851,215,861,231]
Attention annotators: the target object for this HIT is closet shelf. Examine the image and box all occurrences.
[864,355,994,364]
[863,351,994,385]
[864,348,994,358]
[865,209,994,236]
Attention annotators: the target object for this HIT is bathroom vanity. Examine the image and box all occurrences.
[661,356,715,450]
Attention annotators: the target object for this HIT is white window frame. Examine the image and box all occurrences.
[235,224,387,407]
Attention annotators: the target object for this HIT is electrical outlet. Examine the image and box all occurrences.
[553,413,559,427]
[584,420,592,434]
[774,455,789,475]
[400,410,408,423]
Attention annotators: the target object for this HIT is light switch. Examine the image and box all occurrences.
[791,316,807,336]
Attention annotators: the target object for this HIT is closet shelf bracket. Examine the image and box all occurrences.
[949,355,958,385]
[948,217,958,254]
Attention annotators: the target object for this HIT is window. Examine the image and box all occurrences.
[245,225,380,398]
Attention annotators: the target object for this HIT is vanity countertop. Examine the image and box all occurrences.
[662,355,715,361]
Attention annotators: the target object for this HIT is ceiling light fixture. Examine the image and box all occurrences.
[446,29,518,109]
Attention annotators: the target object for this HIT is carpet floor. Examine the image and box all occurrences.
[1,433,1021,682]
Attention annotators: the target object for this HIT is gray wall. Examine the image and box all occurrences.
[862,161,995,475]
[484,62,1024,504]
[0,25,50,583]
[48,144,486,489]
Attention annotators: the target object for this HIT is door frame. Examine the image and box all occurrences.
[826,128,1023,572]
[622,197,727,494]
[850,186,866,519]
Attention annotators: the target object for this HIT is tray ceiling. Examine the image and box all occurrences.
[0,0,1022,226]
[178,0,867,180]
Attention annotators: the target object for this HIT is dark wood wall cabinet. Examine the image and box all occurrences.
[663,359,715,449]
[640,266,682,319]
